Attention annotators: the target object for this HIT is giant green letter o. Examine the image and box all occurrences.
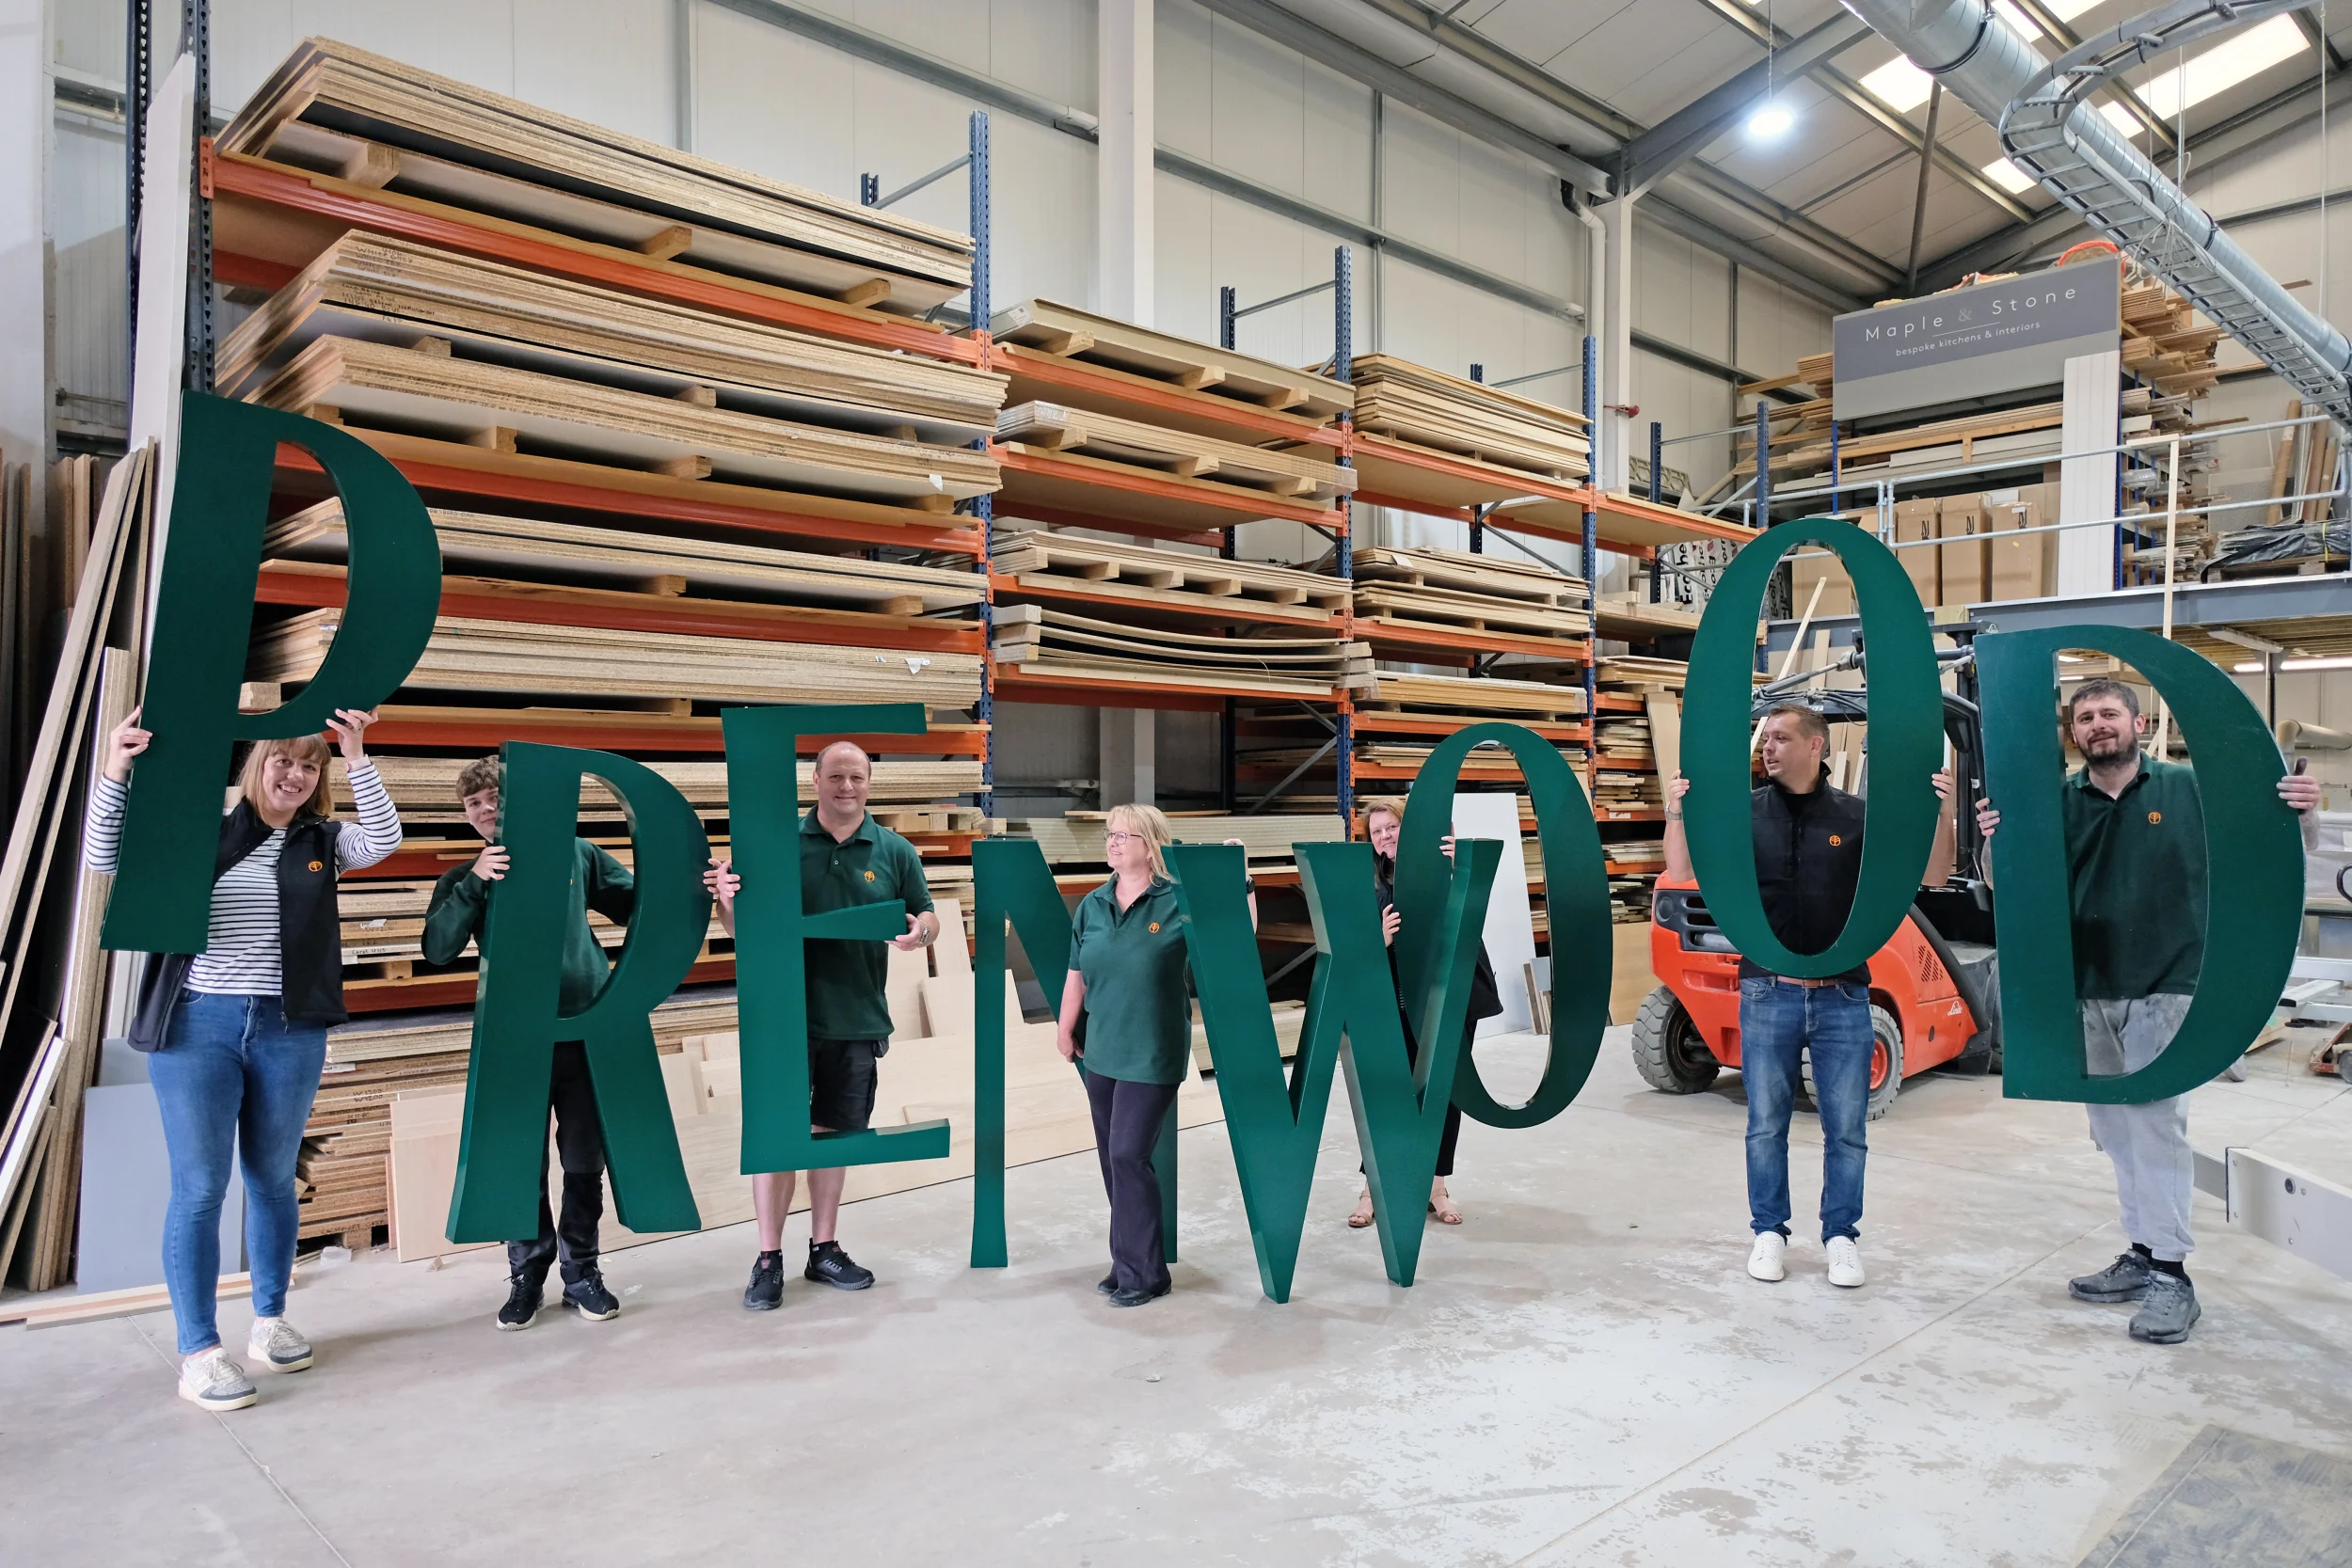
[1681,521,1943,978]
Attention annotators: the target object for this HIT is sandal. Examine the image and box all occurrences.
[1429,1198,1463,1226]
[1346,1190,1375,1229]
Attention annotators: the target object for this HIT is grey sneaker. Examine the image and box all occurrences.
[2069,1250,2153,1303]
[246,1316,313,1372]
[178,1347,258,1410]
[2129,1274,2201,1343]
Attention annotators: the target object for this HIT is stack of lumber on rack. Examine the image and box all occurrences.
[1012,813,1346,869]
[2120,281,2222,398]
[997,404,1353,500]
[990,530,1345,626]
[0,450,151,1291]
[1356,669,1588,719]
[1346,545,1591,649]
[220,40,973,313]
[1349,356,1591,480]
[340,756,982,824]
[257,337,999,507]
[253,612,984,709]
[992,604,1370,701]
[1607,839,1667,923]
[1591,714,1661,811]
[1597,656,1691,695]
[991,299,1353,420]
[270,500,986,612]
[219,233,1007,436]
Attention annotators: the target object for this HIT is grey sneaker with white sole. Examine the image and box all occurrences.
[246,1316,313,1372]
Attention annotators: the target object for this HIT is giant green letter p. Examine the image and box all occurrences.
[102,393,439,953]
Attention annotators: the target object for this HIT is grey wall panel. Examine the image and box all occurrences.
[53,118,127,436]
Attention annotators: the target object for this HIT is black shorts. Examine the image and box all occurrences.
[809,1037,882,1132]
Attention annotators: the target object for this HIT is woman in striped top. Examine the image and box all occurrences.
[86,706,402,1412]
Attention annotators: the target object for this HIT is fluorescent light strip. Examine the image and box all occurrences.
[2232,656,2352,673]
[2103,14,2310,135]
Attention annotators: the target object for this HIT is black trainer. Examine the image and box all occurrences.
[1097,1273,1118,1295]
[805,1240,875,1291]
[1107,1281,1171,1308]
[564,1268,620,1322]
[743,1251,786,1311]
[497,1274,544,1331]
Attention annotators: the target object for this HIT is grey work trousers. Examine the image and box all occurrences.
[2079,994,2196,1263]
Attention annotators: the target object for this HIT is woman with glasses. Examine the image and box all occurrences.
[1057,804,1254,1307]
[1346,796,1501,1229]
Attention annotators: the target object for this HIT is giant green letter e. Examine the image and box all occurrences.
[102,392,439,954]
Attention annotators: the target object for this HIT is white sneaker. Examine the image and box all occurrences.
[1747,1231,1788,1282]
[1826,1236,1866,1289]
[246,1315,313,1372]
[178,1347,257,1411]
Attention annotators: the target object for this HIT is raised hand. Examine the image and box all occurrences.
[702,856,740,910]
[325,707,379,763]
[1382,905,1402,947]
[103,706,151,783]
[470,845,510,882]
[1975,798,2000,840]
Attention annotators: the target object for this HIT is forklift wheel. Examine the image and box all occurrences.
[1630,987,1722,1095]
[1801,1005,1905,1121]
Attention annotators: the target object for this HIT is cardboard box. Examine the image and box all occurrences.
[1788,549,1855,618]
[1893,498,1940,607]
[1985,493,2054,600]
[1937,494,1987,607]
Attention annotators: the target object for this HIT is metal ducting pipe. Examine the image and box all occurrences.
[1837,0,2352,418]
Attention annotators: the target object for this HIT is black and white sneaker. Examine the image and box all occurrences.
[743,1251,786,1311]
[564,1268,620,1322]
[805,1241,875,1291]
[497,1275,544,1331]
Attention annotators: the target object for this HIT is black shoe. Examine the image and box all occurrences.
[805,1241,875,1291]
[1097,1273,1118,1295]
[1106,1282,1171,1308]
[2070,1250,2154,1303]
[497,1275,544,1331]
[564,1268,620,1322]
[743,1251,786,1311]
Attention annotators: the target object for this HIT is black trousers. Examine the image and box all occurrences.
[1084,1070,1179,1293]
[508,1040,607,1286]
[1360,1022,1467,1180]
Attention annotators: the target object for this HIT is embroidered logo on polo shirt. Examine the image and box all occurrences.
[1148,921,1161,933]
[2147,811,2162,825]
[1828,834,1843,847]
[307,860,323,872]
[864,869,876,881]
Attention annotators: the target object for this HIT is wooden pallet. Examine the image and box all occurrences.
[253,611,985,708]
[1349,355,1591,480]
[996,402,1354,499]
[990,529,1344,621]
[1345,544,1585,607]
[220,39,971,308]
[993,603,1368,687]
[259,337,998,506]
[332,755,981,820]
[270,499,986,612]
[1357,670,1589,717]
[990,299,1352,419]
[219,233,1006,436]
[1350,584,1591,639]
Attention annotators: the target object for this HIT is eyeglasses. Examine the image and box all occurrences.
[1104,831,1137,847]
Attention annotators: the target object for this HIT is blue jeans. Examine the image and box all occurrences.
[1740,977,1873,1243]
[147,992,326,1355]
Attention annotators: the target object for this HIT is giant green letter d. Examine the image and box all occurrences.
[1978,627,2304,1103]
[103,393,439,953]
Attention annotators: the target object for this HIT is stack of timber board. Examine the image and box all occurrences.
[1591,714,1661,812]
[1011,813,1347,869]
[990,529,1346,628]
[1346,545,1591,652]
[990,299,1353,420]
[1356,669,1588,720]
[991,604,1371,701]
[207,65,998,1251]
[218,233,1007,438]
[1608,839,1667,924]
[1597,656,1691,696]
[997,402,1355,501]
[1349,356,1591,481]
[220,40,972,314]
[257,336,999,509]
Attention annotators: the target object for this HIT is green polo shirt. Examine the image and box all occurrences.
[422,838,635,1016]
[801,808,932,1041]
[1070,875,1193,1085]
[2061,754,2206,1000]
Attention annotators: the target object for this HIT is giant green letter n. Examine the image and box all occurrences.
[102,392,439,953]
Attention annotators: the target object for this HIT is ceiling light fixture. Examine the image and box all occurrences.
[2281,655,2352,672]
[1749,103,1795,139]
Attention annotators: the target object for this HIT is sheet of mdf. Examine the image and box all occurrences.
[218,40,972,296]
[217,233,1007,438]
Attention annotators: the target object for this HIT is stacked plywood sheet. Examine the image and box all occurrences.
[991,299,1353,420]
[1591,715,1661,811]
[255,612,982,709]
[1597,656,1691,695]
[340,756,981,823]
[990,529,1345,627]
[1349,356,1591,480]
[258,337,998,506]
[219,234,1007,436]
[1356,669,1588,719]
[998,402,1355,500]
[220,40,971,312]
[1012,812,1347,867]
[1346,544,1591,646]
[992,604,1370,701]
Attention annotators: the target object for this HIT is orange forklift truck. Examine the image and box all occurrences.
[1629,637,2003,1120]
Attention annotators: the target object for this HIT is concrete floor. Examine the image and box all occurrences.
[7,1026,2352,1568]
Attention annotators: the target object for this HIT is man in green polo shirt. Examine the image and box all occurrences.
[1979,677,2318,1344]
[707,740,936,1308]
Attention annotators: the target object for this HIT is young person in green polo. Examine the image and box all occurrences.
[706,740,936,1309]
[1057,803,1254,1307]
[422,755,629,1331]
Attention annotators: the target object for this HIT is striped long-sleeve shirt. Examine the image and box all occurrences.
[83,760,404,994]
